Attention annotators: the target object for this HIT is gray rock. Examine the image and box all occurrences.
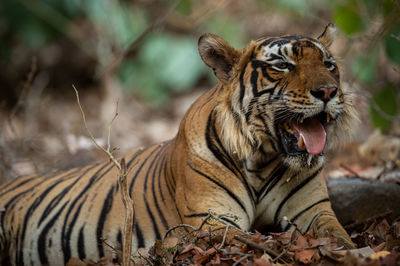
[328,178,400,225]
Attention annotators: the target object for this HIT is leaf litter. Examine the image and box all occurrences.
[67,212,400,265]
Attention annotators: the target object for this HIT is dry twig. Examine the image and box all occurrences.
[72,85,121,170]
[73,85,135,266]
[103,238,123,258]
[118,158,135,266]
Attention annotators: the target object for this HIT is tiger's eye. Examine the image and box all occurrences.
[274,62,294,70]
[324,61,336,71]
[276,62,289,69]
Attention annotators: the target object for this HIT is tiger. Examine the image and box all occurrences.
[0,24,357,265]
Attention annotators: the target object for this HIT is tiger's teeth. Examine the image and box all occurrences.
[297,135,305,149]
[326,113,331,123]
[300,118,304,123]
[283,123,294,134]
[283,123,289,131]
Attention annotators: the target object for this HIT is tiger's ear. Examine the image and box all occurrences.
[317,23,336,48]
[198,34,241,83]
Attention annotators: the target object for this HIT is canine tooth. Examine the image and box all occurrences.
[307,155,312,166]
[283,123,289,130]
[298,135,305,149]
[283,123,294,133]
[300,118,304,123]
[326,113,331,123]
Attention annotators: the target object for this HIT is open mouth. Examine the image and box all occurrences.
[278,112,332,156]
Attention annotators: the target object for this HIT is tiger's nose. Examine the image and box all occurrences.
[310,86,337,102]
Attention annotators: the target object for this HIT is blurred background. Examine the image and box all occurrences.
[0,0,399,183]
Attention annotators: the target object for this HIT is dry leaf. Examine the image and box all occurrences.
[291,232,308,250]
[368,250,391,260]
[372,241,386,252]
[294,248,318,264]
[373,219,391,240]
[179,243,195,254]
[251,231,263,243]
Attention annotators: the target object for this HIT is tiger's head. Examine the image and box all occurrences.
[198,24,357,168]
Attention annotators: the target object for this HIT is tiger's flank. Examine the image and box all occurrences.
[0,24,357,265]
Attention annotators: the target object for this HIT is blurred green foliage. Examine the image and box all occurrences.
[370,84,398,132]
[0,0,399,129]
[119,33,205,105]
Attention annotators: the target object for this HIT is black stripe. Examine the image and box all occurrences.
[38,201,69,265]
[7,173,71,265]
[163,155,175,200]
[96,185,114,258]
[39,165,97,226]
[64,195,87,263]
[78,226,86,260]
[257,37,278,49]
[129,145,162,196]
[305,211,335,233]
[257,164,286,200]
[239,64,248,108]
[62,163,114,261]
[250,67,259,97]
[158,154,167,202]
[184,213,209,218]
[274,167,322,224]
[1,188,33,264]
[269,38,291,48]
[16,176,70,264]
[284,198,330,231]
[127,148,146,169]
[183,213,241,229]
[151,146,169,229]
[187,164,248,217]
[0,176,36,198]
[220,217,241,229]
[205,112,255,205]
[168,149,176,189]
[252,60,277,84]
[135,222,145,248]
[117,229,123,250]
[143,145,167,240]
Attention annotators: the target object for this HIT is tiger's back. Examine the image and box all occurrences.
[0,144,183,265]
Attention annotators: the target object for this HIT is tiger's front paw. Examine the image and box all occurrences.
[312,214,355,249]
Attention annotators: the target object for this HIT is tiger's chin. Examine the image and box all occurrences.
[283,153,325,169]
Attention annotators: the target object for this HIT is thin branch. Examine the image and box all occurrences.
[107,99,119,153]
[339,164,363,179]
[73,85,135,266]
[220,224,230,249]
[103,238,123,258]
[163,224,197,239]
[7,57,37,137]
[233,235,281,259]
[72,85,121,170]
[119,158,135,266]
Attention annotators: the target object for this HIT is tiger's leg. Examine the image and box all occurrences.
[297,173,355,249]
[309,211,355,249]
[268,169,355,249]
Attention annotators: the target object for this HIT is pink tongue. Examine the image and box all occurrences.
[293,118,326,155]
